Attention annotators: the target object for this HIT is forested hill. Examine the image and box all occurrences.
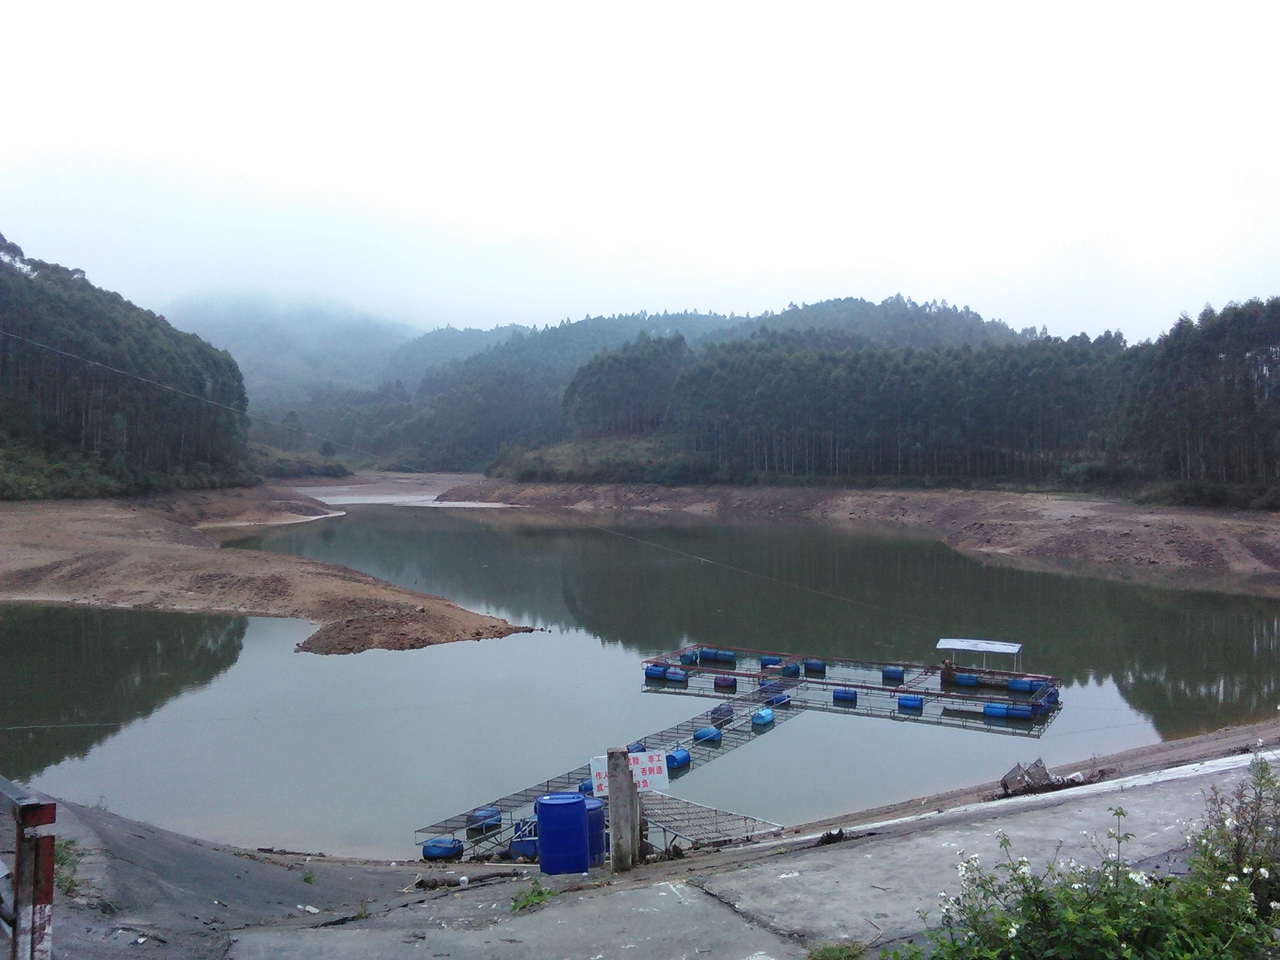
[706,295,1033,349]
[0,233,250,498]
[382,323,530,389]
[292,296,1030,469]
[501,298,1280,501]
[295,310,733,468]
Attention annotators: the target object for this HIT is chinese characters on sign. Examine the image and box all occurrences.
[589,751,670,797]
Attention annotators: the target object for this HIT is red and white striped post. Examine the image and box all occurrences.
[0,775,54,960]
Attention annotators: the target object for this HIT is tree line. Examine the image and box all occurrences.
[0,233,250,493]
[506,297,1280,494]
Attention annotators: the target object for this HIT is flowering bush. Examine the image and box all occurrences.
[882,760,1280,959]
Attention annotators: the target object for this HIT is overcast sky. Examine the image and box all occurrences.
[3,3,1277,342]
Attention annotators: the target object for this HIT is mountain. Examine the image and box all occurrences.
[165,297,421,412]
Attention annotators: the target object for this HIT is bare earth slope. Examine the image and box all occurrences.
[0,485,529,653]
[442,480,1280,597]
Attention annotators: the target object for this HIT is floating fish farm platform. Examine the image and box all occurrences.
[416,641,1061,861]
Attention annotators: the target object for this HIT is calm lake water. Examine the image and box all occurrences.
[9,505,1280,857]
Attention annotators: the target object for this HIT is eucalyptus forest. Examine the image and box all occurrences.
[0,232,250,497]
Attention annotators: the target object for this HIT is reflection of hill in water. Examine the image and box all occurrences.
[250,507,1280,740]
[0,606,246,781]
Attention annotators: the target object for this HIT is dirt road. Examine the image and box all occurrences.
[442,479,1280,596]
[0,484,529,654]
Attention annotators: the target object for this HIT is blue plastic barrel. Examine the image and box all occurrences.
[882,666,905,684]
[984,702,1009,718]
[709,703,734,722]
[751,707,775,726]
[714,675,737,693]
[765,693,791,708]
[954,674,979,687]
[679,651,698,665]
[693,726,723,743]
[578,778,593,795]
[1008,704,1033,720]
[760,680,784,695]
[667,748,691,770]
[779,662,801,678]
[422,837,464,861]
[716,650,738,663]
[584,797,606,868]
[538,793,590,876]
[467,806,501,835]
[760,655,783,667]
[700,648,718,663]
[804,659,826,674]
[626,740,646,753]
[897,694,924,711]
[665,667,688,683]
[1008,677,1033,693]
[644,664,668,680]
[833,687,858,705]
[1046,686,1060,704]
[509,818,538,861]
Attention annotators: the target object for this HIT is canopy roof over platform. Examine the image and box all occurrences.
[937,638,1023,656]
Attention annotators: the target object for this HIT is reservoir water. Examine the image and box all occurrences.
[7,505,1280,857]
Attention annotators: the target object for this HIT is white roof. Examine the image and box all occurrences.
[937,638,1022,655]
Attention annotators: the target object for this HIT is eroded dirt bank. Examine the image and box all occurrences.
[442,479,1280,596]
[0,484,529,654]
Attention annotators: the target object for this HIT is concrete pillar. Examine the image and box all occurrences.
[607,748,639,873]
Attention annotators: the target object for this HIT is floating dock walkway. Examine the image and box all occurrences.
[416,642,1061,860]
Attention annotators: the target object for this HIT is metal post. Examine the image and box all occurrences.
[607,748,637,874]
[1,775,55,960]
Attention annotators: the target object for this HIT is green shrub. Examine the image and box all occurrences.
[884,786,1280,959]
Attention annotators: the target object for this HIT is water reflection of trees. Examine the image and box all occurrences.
[0,606,245,781]
[253,508,1280,740]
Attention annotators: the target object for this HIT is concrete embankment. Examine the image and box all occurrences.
[50,721,1280,959]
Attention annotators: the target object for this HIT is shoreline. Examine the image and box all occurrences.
[440,477,1280,598]
[0,482,530,655]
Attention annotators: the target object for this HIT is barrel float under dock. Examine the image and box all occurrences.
[714,675,738,693]
[644,664,668,680]
[667,748,691,770]
[679,651,699,665]
[509,818,538,861]
[664,667,688,683]
[897,695,924,711]
[751,707,775,726]
[778,662,801,678]
[626,740,646,753]
[760,655,783,667]
[537,793,590,876]
[803,659,826,675]
[882,666,905,684]
[422,837,465,861]
[984,702,1009,718]
[584,797,606,868]
[833,688,858,706]
[693,726,723,743]
[765,694,791,708]
[954,674,979,687]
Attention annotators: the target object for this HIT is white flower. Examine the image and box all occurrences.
[1128,871,1150,887]
[1008,924,1018,939]
[1226,817,1238,829]
[1270,901,1280,911]
[1072,883,1084,890]
[1244,866,1254,874]
[1228,875,1240,883]
[1261,868,1271,880]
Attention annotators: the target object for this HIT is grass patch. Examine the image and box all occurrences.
[510,878,557,912]
[301,869,314,884]
[54,837,82,897]
[807,942,865,959]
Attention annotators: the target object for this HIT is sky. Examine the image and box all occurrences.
[2,3,1277,342]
